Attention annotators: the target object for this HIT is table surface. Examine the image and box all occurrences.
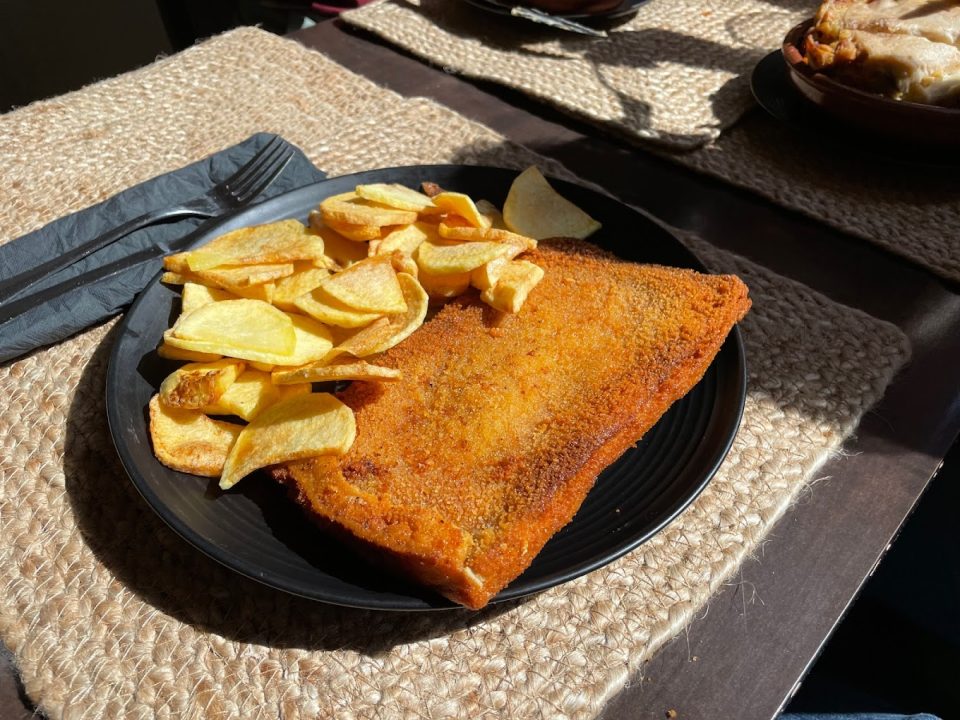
[2,17,960,720]
[294,19,960,720]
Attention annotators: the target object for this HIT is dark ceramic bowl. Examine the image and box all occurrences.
[522,0,623,14]
[782,19,960,149]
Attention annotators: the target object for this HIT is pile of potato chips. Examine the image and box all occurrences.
[149,167,600,489]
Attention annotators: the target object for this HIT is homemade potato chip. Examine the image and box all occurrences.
[165,321,322,366]
[308,212,371,265]
[157,342,222,363]
[281,314,337,365]
[377,223,432,256]
[171,299,296,355]
[496,231,538,251]
[320,192,418,227]
[415,240,512,275]
[199,263,294,288]
[149,395,242,477]
[313,254,342,271]
[418,269,471,298]
[326,273,428,359]
[161,271,189,285]
[164,313,333,367]
[436,220,483,241]
[165,252,294,286]
[272,262,331,312]
[294,287,383,328]
[219,393,356,489]
[316,258,407,314]
[159,359,245,410]
[276,382,312,402]
[202,369,280,421]
[387,251,419,279]
[355,183,437,212]
[480,260,545,313]
[163,269,276,303]
[503,166,600,240]
[470,256,509,291]
[181,282,237,314]
[431,192,491,229]
[232,284,276,303]
[323,216,383,242]
[437,222,537,251]
[184,220,325,271]
[163,253,189,273]
[248,361,274,372]
[475,199,507,229]
[272,359,401,385]
[470,237,532,290]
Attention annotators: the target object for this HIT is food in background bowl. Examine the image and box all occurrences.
[800,0,960,107]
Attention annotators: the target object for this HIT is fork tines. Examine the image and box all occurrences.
[223,136,294,204]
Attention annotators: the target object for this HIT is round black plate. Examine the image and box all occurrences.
[107,165,746,611]
[462,0,648,22]
[751,50,960,168]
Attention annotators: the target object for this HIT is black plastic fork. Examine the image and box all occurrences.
[0,135,294,309]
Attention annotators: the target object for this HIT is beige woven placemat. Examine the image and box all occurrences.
[0,27,910,720]
[342,0,814,149]
[675,109,960,284]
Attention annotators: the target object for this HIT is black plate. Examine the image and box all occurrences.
[751,50,960,168]
[107,165,746,611]
[462,0,649,22]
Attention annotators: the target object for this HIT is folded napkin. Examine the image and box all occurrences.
[0,133,326,364]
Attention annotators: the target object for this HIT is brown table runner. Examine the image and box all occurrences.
[343,0,813,150]
[0,27,910,720]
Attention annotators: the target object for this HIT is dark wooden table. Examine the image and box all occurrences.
[2,17,959,720]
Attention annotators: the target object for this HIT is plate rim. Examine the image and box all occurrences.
[461,0,648,21]
[106,163,747,611]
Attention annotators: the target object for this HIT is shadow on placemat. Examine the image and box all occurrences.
[394,1,744,148]
[63,333,520,655]
[554,26,765,131]
[350,0,801,149]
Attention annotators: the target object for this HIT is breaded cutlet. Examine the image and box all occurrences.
[272,239,751,608]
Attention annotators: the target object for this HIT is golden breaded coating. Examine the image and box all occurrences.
[273,240,751,608]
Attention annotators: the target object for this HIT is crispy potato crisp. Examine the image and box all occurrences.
[219,393,356,489]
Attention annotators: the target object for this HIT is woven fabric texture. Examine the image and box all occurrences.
[677,110,960,283]
[342,0,813,149]
[0,27,910,720]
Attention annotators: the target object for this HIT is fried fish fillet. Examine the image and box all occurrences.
[272,240,750,608]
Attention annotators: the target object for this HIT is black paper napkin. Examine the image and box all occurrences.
[0,133,326,364]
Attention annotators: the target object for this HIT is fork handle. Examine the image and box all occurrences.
[509,7,608,36]
[0,205,211,305]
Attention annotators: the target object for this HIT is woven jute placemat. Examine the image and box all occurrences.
[675,109,960,284]
[0,27,909,720]
[342,0,813,150]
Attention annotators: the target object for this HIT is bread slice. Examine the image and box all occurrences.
[272,240,750,608]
